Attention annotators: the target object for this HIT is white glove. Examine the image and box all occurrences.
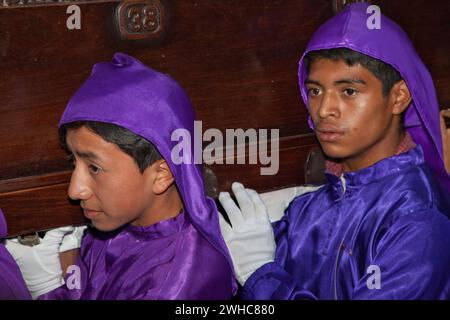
[218,182,276,285]
[5,226,81,299]
[59,226,87,252]
[259,185,323,222]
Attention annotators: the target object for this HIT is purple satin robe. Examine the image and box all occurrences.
[40,212,233,299]
[0,209,32,300]
[39,53,236,299]
[242,146,450,300]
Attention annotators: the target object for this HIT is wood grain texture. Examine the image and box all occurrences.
[1,183,85,237]
[0,0,332,181]
[1,0,449,235]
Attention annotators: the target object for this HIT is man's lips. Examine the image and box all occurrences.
[316,124,345,142]
[81,207,102,219]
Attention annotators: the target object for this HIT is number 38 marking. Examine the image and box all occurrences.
[117,0,165,40]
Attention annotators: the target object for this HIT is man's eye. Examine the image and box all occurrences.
[308,88,321,96]
[89,165,101,175]
[344,88,358,96]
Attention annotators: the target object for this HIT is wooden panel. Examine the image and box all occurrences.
[0,183,85,237]
[210,134,318,192]
[376,0,450,108]
[1,0,449,236]
[0,0,331,235]
[0,0,332,181]
[0,171,71,194]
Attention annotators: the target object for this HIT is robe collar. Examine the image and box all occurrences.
[124,210,187,240]
[324,133,423,189]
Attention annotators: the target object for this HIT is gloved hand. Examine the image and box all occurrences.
[59,226,87,253]
[5,226,84,299]
[218,182,276,285]
[259,185,323,222]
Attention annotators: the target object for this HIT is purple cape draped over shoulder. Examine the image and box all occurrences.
[40,53,236,299]
[241,3,450,300]
[0,209,32,300]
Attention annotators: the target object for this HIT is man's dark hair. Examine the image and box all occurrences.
[59,121,162,173]
[303,47,403,96]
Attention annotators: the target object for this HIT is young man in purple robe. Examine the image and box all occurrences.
[219,3,450,299]
[7,53,236,299]
[0,208,32,300]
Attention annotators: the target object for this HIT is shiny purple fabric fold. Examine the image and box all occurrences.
[297,2,450,193]
[242,146,450,299]
[0,208,32,300]
[40,212,233,299]
[41,53,235,299]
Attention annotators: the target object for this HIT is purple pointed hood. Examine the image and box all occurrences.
[298,2,450,192]
[59,53,236,293]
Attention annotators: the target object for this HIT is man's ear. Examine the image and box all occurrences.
[390,80,412,115]
[150,159,175,195]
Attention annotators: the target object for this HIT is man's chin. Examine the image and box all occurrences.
[319,143,349,160]
[90,220,120,232]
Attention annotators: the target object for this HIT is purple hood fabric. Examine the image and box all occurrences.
[298,2,450,192]
[57,53,236,298]
[0,208,32,299]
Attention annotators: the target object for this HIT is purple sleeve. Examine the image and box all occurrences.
[241,206,450,300]
[241,199,318,300]
[0,244,32,300]
[350,209,450,300]
[240,262,317,300]
[0,209,32,299]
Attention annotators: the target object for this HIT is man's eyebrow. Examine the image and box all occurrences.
[305,78,367,86]
[73,150,101,161]
[305,79,322,86]
[334,78,367,85]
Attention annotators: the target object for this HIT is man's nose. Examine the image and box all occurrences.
[68,166,93,201]
[318,91,340,119]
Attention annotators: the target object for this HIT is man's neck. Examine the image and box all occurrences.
[342,129,406,173]
[326,131,416,176]
[131,188,184,227]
